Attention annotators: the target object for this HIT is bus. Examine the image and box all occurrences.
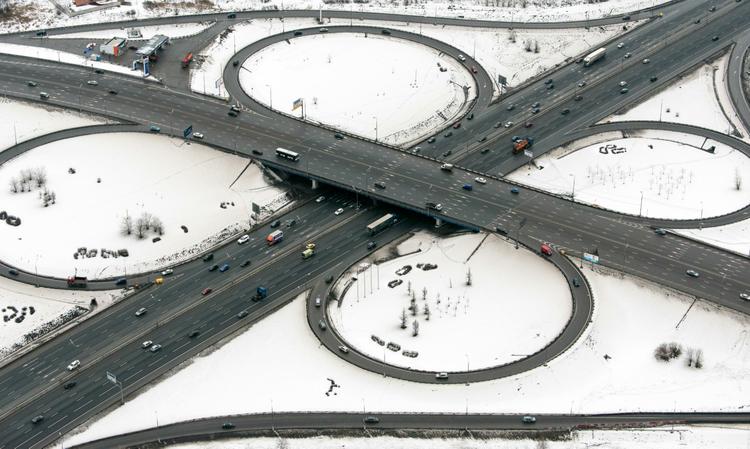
[276,147,300,162]
[366,213,397,235]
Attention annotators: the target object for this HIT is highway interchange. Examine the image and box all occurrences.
[0,0,749,447]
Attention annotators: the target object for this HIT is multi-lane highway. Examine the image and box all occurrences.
[0,0,749,446]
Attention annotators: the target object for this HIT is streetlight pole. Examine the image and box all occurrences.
[373,117,378,141]
[639,191,644,216]
[570,174,576,200]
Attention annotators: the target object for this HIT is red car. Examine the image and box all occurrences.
[201,288,212,296]
[452,122,461,129]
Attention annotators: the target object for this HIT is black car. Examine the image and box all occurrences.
[561,108,570,115]
[467,113,474,120]
[325,275,334,284]
[711,35,719,41]
[444,131,453,138]
[202,253,214,262]
[294,30,303,36]
[427,137,436,143]
[227,13,237,18]
[442,150,452,157]
[622,15,630,20]
[381,29,391,35]
[208,264,219,272]
[544,79,553,85]
[8,269,18,276]
[270,220,281,228]
[546,84,554,90]
[35,31,47,36]
[108,89,117,95]
[63,381,77,390]
[188,330,200,338]
[367,241,377,249]
[649,76,658,82]
[374,182,386,189]
[232,60,239,67]
[334,133,344,140]
[240,260,251,267]
[222,422,235,429]
[252,149,263,155]
[94,69,104,74]
[363,416,380,424]
[574,94,583,101]
[495,225,507,235]
[228,110,238,117]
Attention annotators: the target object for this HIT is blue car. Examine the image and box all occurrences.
[462,184,473,191]
[219,264,230,272]
[510,187,520,194]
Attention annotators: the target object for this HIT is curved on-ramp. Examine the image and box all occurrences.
[306,235,594,384]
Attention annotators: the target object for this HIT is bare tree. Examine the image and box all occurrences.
[422,287,427,301]
[406,280,412,296]
[412,320,419,337]
[400,308,407,329]
[151,216,164,235]
[424,303,430,321]
[736,168,743,191]
[533,40,539,53]
[410,297,417,316]
[466,267,472,286]
[9,177,19,193]
[140,212,153,230]
[695,349,703,369]
[121,213,133,236]
[135,218,147,239]
[33,167,47,188]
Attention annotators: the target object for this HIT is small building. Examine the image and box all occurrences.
[136,34,170,59]
[100,37,127,56]
[73,0,94,5]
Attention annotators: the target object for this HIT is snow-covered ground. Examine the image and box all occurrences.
[0,98,110,151]
[49,21,215,40]
[63,233,750,446]
[239,33,474,146]
[508,131,750,219]
[0,0,670,35]
[0,276,121,360]
[329,231,571,371]
[0,131,287,279]
[601,54,750,141]
[674,219,750,257]
[0,43,154,79]
[168,427,750,449]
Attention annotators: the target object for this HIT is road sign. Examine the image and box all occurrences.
[183,125,193,139]
[106,371,117,384]
[583,253,599,264]
[524,150,533,158]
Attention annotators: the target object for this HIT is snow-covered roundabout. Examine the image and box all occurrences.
[328,231,573,372]
[0,131,287,280]
[508,130,750,219]
[238,32,476,147]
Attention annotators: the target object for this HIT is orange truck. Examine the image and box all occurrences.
[512,136,534,154]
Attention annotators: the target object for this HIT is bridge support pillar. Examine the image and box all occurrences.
[311,179,318,189]
[434,218,442,228]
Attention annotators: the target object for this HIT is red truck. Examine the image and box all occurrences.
[266,230,283,246]
[512,137,534,154]
[181,52,193,68]
[67,276,87,288]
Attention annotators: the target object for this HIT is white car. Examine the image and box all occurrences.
[474,177,487,184]
[642,58,650,64]
[617,42,625,49]
[334,208,344,215]
[192,132,204,139]
[619,81,628,87]
[86,80,98,86]
[237,234,250,244]
[142,340,153,349]
[161,268,173,276]
[504,121,514,128]
[134,307,147,317]
[315,196,325,203]
[149,344,162,353]
[740,293,749,301]
[67,360,80,371]
[338,345,349,353]
[577,81,586,87]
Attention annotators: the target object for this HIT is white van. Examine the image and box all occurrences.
[440,163,453,171]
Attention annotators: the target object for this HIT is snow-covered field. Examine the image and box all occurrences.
[0,99,110,151]
[62,233,750,446]
[0,0,670,35]
[602,55,750,141]
[508,131,750,219]
[0,131,287,279]
[239,33,474,146]
[674,219,750,257]
[49,21,215,40]
[0,276,121,360]
[169,427,750,449]
[329,231,571,371]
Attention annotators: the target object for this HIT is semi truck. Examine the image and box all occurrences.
[266,230,283,246]
[512,137,534,154]
[252,286,268,301]
[583,47,606,67]
[67,276,87,288]
[366,213,397,235]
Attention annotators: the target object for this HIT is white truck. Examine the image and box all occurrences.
[583,47,606,67]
